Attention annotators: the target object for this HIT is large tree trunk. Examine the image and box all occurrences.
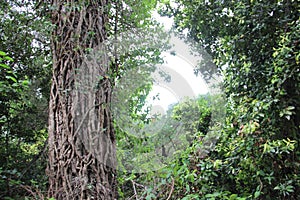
[47,1,117,199]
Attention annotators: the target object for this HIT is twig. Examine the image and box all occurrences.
[19,184,45,200]
[131,180,139,200]
[166,177,175,200]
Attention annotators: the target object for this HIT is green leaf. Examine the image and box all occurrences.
[229,194,238,199]
[286,106,295,111]
[186,184,190,193]
[6,75,17,83]
[0,51,6,56]
[254,191,260,198]
[0,63,10,69]
[4,56,13,61]
[22,79,30,86]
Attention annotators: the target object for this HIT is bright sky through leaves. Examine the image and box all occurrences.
[146,12,209,114]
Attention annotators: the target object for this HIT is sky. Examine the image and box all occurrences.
[145,13,209,116]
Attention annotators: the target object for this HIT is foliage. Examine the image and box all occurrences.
[117,96,212,199]
[0,49,48,199]
[0,0,51,198]
[153,0,300,199]
[172,97,211,136]
[1,0,299,199]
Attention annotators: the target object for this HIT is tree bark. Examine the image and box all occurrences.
[47,1,117,199]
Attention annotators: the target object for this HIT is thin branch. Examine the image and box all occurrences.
[19,184,45,200]
[166,177,175,200]
[131,180,139,200]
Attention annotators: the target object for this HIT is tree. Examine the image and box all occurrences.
[47,1,117,199]
[0,1,51,198]
[0,0,166,198]
[160,0,299,199]
[47,0,169,197]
